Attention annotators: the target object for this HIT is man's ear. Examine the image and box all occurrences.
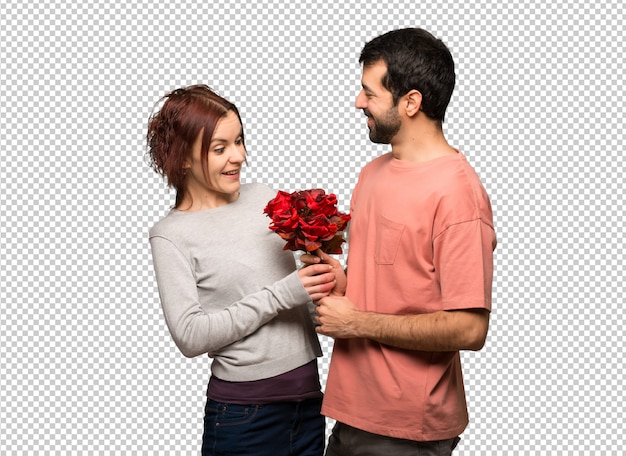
[403,90,422,117]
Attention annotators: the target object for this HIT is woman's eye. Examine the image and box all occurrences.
[214,147,225,154]
[235,138,243,146]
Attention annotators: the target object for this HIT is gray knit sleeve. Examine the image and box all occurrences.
[150,235,310,358]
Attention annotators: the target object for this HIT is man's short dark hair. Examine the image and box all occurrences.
[359,28,456,122]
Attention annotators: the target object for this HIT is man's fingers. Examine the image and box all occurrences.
[300,253,321,265]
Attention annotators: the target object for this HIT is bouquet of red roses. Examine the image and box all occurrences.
[264,189,351,254]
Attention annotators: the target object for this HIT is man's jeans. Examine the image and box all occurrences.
[325,422,460,456]
[202,397,324,456]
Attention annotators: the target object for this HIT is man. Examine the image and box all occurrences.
[312,28,497,455]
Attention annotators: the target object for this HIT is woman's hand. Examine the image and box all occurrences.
[297,263,336,301]
[300,250,347,297]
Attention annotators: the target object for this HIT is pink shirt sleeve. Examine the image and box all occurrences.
[434,218,496,311]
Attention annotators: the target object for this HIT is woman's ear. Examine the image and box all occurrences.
[181,160,190,176]
[403,90,422,117]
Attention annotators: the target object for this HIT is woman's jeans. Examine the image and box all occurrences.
[202,397,324,456]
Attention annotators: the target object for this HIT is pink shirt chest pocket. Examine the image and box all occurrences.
[374,216,405,265]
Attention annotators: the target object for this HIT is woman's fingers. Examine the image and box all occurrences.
[298,265,336,300]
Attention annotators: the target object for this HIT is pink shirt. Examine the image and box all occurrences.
[322,152,496,441]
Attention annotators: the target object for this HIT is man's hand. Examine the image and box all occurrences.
[315,295,361,338]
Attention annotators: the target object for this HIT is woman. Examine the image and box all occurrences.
[147,85,335,455]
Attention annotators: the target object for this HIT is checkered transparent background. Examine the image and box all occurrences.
[1,0,623,454]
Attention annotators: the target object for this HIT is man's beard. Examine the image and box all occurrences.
[366,105,401,144]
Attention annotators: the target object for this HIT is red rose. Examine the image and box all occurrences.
[264,189,351,254]
[263,190,292,218]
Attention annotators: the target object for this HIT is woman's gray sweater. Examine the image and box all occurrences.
[149,183,321,382]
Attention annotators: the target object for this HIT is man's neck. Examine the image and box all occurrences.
[390,124,457,162]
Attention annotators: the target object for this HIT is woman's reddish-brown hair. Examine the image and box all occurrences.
[146,84,245,207]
